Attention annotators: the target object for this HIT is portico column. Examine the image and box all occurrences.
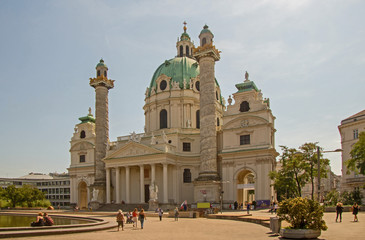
[151,163,156,184]
[115,167,120,203]
[140,165,145,203]
[125,166,130,203]
[106,168,111,204]
[163,163,168,203]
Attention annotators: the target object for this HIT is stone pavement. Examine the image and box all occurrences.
[3,210,364,240]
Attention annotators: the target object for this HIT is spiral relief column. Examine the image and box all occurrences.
[89,59,114,204]
[193,25,221,202]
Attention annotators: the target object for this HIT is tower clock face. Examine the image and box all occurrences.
[160,80,167,90]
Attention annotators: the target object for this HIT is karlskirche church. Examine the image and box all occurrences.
[68,24,278,210]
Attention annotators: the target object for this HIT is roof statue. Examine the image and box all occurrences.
[245,71,249,82]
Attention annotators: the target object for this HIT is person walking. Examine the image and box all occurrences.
[116,209,125,231]
[132,208,138,228]
[246,202,250,214]
[335,202,343,222]
[139,209,146,229]
[352,202,359,222]
[174,207,179,221]
[158,208,163,221]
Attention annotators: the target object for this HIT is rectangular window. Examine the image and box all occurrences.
[353,129,359,139]
[183,169,192,183]
[240,135,250,145]
[79,155,86,163]
[183,142,191,152]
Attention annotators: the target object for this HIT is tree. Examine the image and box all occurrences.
[299,143,330,200]
[2,185,46,207]
[270,146,309,200]
[2,185,24,207]
[346,131,365,175]
[22,185,45,207]
[270,143,330,201]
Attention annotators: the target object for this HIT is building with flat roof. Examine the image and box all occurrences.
[0,172,70,208]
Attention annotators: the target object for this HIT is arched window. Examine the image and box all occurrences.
[217,118,220,126]
[202,38,207,46]
[196,110,200,129]
[97,70,100,77]
[80,130,86,139]
[186,46,189,56]
[104,71,107,77]
[240,101,250,112]
[160,109,167,129]
[183,169,192,183]
[179,46,183,57]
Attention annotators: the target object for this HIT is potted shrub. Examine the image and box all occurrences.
[277,197,327,239]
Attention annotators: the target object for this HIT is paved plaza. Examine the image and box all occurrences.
[4,210,364,240]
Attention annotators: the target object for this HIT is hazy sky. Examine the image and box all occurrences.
[0,0,364,177]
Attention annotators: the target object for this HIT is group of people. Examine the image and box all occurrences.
[231,201,253,214]
[116,207,179,231]
[116,208,147,231]
[336,202,360,222]
[269,202,279,214]
[30,212,54,227]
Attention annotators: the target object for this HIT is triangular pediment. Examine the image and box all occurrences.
[105,141,163,159]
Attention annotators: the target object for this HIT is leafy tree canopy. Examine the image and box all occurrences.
[346,131,365,175]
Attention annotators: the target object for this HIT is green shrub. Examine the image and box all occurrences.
[340,189,363,205]
[0,199,10,208]
[277,197,327,231]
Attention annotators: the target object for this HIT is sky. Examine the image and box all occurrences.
[0,0,364,177]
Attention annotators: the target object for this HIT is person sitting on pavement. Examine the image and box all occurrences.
[43,213,54,226]
[31,212,45,227]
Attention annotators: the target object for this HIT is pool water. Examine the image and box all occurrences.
[0,214,91,227]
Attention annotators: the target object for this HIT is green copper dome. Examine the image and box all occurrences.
[148,57,199,96]
[199,25,214,37]
[78,115,95,124]
[96,59,108,69]
[148,56,222,104]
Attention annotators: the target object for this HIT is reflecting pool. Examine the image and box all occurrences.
[0,214,91,227]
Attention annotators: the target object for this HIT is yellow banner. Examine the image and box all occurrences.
[197,202,210,208]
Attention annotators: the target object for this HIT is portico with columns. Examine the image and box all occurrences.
[103,140,200,205]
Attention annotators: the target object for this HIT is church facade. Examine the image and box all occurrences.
[68,24,278,210]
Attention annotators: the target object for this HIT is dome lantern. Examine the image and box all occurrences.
[176,21,194,58]
[96,58,108,78]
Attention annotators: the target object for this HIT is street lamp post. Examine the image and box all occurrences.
[317,146,321,202]
[317,147,342,202]
[213,180,230,214]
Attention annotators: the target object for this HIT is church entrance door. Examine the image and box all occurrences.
[236,170,255,207]
[145,185,150,203]
[78,181,87,209]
